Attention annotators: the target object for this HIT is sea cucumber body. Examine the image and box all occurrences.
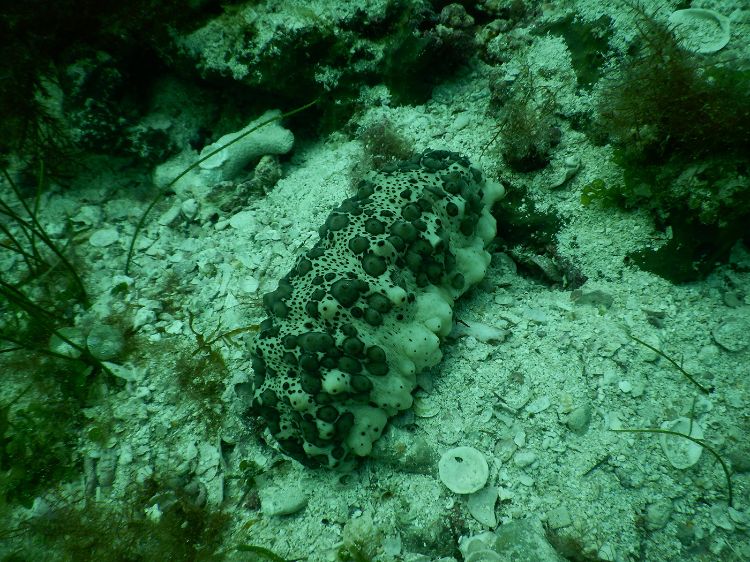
[247,150,504,468]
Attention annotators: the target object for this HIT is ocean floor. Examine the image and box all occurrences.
[1,1,749,561]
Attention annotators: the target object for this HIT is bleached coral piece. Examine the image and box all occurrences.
[152,110,293,191]
[198,110,294,179]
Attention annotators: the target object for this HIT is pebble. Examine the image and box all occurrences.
[165,320,184,335]
[513,450,537,468]
[518,473,534,486]
[566,405,592,435]
[181,198,199,220]
[452,113,471,131]
[86,324,125,361]
[260,486,308,516]
[549,155,581,188]
[413,396,440,418]
[645,499,673,530]
[157,203,181,226]
[229,210,258,230]
[103,362,140,382]
[459,532,499,562]
[89,228,119,247]
[546,506,572,529]
[710,505,735,530]
[571,289,614,309]
[72,205,102,226]
[133,308,157,331]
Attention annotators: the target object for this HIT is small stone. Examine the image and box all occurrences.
[598,543,617,561]
[260,486,308,516]
[710,505,735,530]
[547,506,572,529]
[630,382,645,398]
[494,518,561,560]
[566,404,591,434]
[89,228,119,247]
[645,499,673,530]
[165,320,184,335]
[133,308,157,331]
[571,289,614,308]
[549,155,581,189]
[144,504,162,522]
[728,507,748,526]
[459,532,498,562]
[229,210,258,230]
[453,113,471,131]
[518,473,534,486]
[181,198,199,220]
[413,396,440,418]
[712,317,750,352]
[86,324,125,361]
[157,203,181,226]
[722,291,744,308]
[438,446,489,494]
[513,450,537,468]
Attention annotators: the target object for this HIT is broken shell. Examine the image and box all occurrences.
[467,486,498,527]
[550,156,581,189]
[413,396,440,418]
[712,317,750,352]
[439,446,489,494]
[49,327,86,358]
[659,417,704,469]
[668,9,730,54]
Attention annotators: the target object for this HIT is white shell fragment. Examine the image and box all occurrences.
[525,395,551,414]
[668,9,731,54]
[459,532,501,562]
[659,417,704,469]
[102,361,142,382]
[438,446,489,494]
[549,155,581,189]
[450,320,509,344]
[467,486,498,527]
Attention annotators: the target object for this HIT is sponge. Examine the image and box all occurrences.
[247,149,504,468]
